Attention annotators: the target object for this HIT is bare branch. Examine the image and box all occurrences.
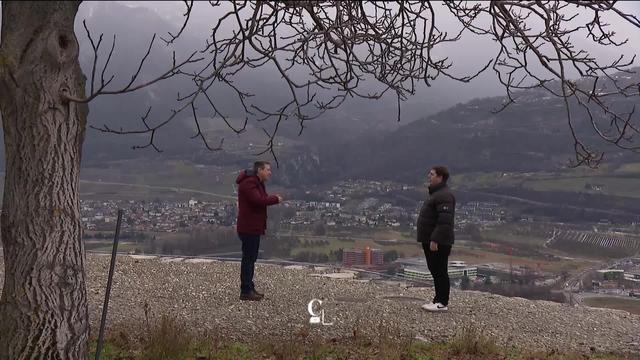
[65,25,204,104]
[83,1,640,166]
[189,102,224,151]
[160,1,194,45]
[448,0,640,166]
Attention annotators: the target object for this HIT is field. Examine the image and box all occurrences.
[84,241,141,253]
[82,224,594,275]
[292,237,424,258]
[77,159,238,201]
[0,159,240,202]
[290,229,423,258]
[614,162,640,174]
[521,177,640,199]
[79,181,234,202]
[289,226,592,274]
[452,246,592,273]
[583,296,640,315]
[84,231,191,253]
[481,225,548,247]
[453,165,640,199]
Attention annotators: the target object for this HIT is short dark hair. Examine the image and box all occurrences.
[432,166,450,182]
[253,161,271,173]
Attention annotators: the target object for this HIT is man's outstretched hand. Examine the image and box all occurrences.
[429,241,438,252]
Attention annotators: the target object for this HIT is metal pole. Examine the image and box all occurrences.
[95,209,124,360]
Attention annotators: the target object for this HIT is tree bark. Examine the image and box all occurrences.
[0,2,89,359]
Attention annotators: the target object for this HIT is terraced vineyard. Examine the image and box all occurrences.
[547,229,640,257]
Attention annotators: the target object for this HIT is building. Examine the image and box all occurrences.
[450,260,467,267]
[343,249,365,267]
[342,247,384,267]
[402,266,478,281]
[397,257,477,281]
[404,265,478,281]
[371,248,384,266]
[623,272,640,283]
[596,269,624,281]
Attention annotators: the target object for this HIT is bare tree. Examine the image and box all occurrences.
[0,1,639,358]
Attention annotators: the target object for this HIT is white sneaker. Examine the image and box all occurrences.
[421,302,448,312]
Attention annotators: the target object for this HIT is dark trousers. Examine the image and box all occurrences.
[239,233,261,294]
[422,242,452,306]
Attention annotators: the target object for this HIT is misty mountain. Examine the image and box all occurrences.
[70,3,639,186]
[71,2,463,163]
[1,2,638,189]
[3,3,498,166]
[320,70,640,184]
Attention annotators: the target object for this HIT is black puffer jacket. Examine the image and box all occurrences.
[417,182,456,245]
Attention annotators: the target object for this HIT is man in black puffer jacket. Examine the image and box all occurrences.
[417,166,455,312]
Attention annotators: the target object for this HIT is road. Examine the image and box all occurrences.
[561,256,639,306]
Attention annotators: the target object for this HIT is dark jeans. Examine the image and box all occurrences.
[422,242,452,306]
[239,233,261,295]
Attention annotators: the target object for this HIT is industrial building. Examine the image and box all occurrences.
[396,257,477,281]
[342,247,384,267]
[402,264,478,281]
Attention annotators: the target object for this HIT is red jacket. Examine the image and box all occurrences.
[236,170,279,235]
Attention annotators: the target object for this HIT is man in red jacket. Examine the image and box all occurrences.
[236,161,282,301]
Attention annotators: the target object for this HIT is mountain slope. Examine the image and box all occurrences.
[321,70,640,183]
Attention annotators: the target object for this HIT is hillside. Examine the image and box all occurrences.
[3,2,638,190]
[1,254,636,355]
[18,2,455,167]
[2,3,640,192]
[322,70,640,183]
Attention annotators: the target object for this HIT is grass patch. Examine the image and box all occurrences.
[291,236,423,259]
[79,159,238,201]
[521,176,640,199]
[583,296,640,315]
[451,246,591,274]
[615,162,640,174]
[447,326,501,357]
[452,168,617,190]
[90,316,634,360]
[481,227,547,247]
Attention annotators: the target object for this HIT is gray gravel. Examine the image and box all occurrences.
[1,253,640,354]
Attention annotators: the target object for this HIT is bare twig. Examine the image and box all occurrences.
[82,1,640,166]
[447,0,640,166]
[160,0,194,45]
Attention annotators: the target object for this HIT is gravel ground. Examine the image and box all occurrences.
[1,253,640,355]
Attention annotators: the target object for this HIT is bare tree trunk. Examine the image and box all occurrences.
[0,2,89,359]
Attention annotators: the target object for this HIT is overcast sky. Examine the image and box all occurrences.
[113,1,640,96]
[2,1,632,128]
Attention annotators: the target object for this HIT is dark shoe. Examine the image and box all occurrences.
[252,289,264,298]
[240,292,263,301]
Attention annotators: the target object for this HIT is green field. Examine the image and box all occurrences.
[79,181,234,201]
[77,159,238,201]
[84,241,142,253]
[83,226,594,274]
[481,224,548,247]
[0,159,239,202]
[85,231,193,254]
[521,176,640,198]
[292,240,424,258]
[452,246,592,273]
[452,167,640,199]
[614,162,640,174]
[584,296,640,315]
